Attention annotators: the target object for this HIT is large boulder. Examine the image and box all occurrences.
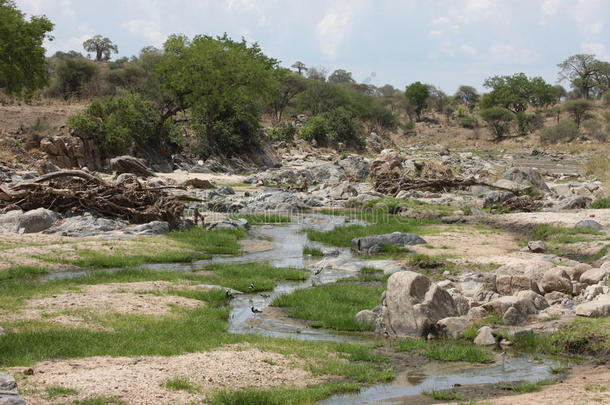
[45,213,127,237]
[0,373,25,405]
[482,295,538,319]
[516,290,549,311]
[474,326,496,346]
[437,316,470,339]
[575,295,610,317]
[556,196,591,210]
[503,167,549,192]
[0,208,60,233]
[575,220,602,231]
[565,263,592,282]
[110,156,155,178]
[352,232,427,254]
[355,310,377,328]
[376,271,457,337]
[540,267,573,295]
[580,267,610,285]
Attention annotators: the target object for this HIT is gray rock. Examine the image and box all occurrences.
[474,326,496,346]
[123,221,170,235]
[352,232,427,254]
[503,306,522,325]
[544,291,570,306]
[0,326,5,336]
[555,196,591,210]
[482,296,538,317]
[437,316,469,339]
[375,271,457,337]
[566,263,592,282]
[503,167,549,192]
[355,310,377,328]
[580,268,610,285]
[575,220,602,231]
[0,208,60,234]
[540,267,573,295]
[0,373,24,405]
[46,214,127,237]
[495,269,536,295]
[575,295,610,317]
[483,191,514,208]
[516,290,549,311]
[206,218,250,231]
[216,186,236,195]
[527,240,547,253]
[467,306,488,321]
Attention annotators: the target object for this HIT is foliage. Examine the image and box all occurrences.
[454,85,479,106]
[539,120,580,144]
[582,119,606,142]
[83,35,118,61]
[69,93,160,157]
[300,115,331,144]
[268,68,307,121]
[267,124,296,142]
[300,108,363,148]
[328,69,355,84]
[562,99,594,128]
[404,81,429,120]
[515,111,544,135]
[479,106,514,139]
[557,54,605,99]
[291,61,307,75]
[395,338,492,362]
[591,198,610,209]
[0,0,54,96]
[54,56,99,99]
[156,34,277,153]
[459,116,478,129]
[481,73,556,113]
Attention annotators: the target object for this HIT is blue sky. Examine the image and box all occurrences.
[15,0,610,94]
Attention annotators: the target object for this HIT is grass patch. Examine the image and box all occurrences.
[531,224,600,241]
[209,382,360,405]
[202,262,308,292]
[303,246,323,257]
[364,197,455,216]
[591,198,610,209]
[163,377,201,393]
[271,281,384,331]
[230,214,291,225]
[359,267,387,282]
[71,396,125,405]
[44,385,78,398]
[499,380,552,393]
[67,248,210,268]
[0,266,49,282]
[395,338,492,363]
[166,227,246,255]
[423,389,463,401]
[585,384,609,392]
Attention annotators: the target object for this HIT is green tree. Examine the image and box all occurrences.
[291,61,307,75]
[454,85,479,107]
[481,73,556,114]
[268,68,307,122]
[328,69,355,84]
[155,33,277,151]
[83,35,118,61]
[0,0,53,96]
[55,56,98,99]
[427,85,448,113]
[562,100,594,128]
[557,54,607,99]
[479,106,514,140]
[404,81,429,121]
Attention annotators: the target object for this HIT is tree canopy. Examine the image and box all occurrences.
[557,54,606,99]
[83,35,118,61]
[0,0,54,96]
[328,69,355,84]
[454,85,479,106]
[404,81,429,121]
[481,73,556,113]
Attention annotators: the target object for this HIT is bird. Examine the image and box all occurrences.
[251,306,262,314]
[225,290,235,299]
[260,293,270,298]
[249,283,255,292]
[313,268,322,276]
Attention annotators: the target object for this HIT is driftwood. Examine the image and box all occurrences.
[0,170,184,225]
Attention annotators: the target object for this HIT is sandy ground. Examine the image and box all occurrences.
[495,209,610,228]
[483,364,610,405]
[1,281,204,330]
[18,348,322,404]
[0,103,87,134]
[156,171,248,186]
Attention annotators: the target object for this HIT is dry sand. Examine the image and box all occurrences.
[18,348,322,404]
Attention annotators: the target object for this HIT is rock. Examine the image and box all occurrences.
[245,190,309,212]
[352,232,427,254]
[580,268,610,285]
[495,267,536,295]
[375,271,457,337]
[516,290,549,311]
[527,240,547,253]
[45,213,127,237]
[440,215,464,224]
[540,267,573,295]
[503,167,549,192]
[575,220,602,231]
[575,295,610,317]
[483,191,514,208]
[355,310,377,328]
[566,263,591,282]
[474,326,496,346]
[544,291,570,306]
[110,155,155,178]
[216,186,236,195]
[500,339,513,348]
[459,272,498,301]
[555,196,591,210]
[482,296,538,318]
[206,218,250,231]
[123,221,170,235]
[503,306,522,325]
[467,306,488,320]
[584,285,604,301]
[447,289,471,316]
[183,178,215,189]
[329,182,358,200]
[0,208,60,234]
[437,316,469,339]
[0,373,24,405]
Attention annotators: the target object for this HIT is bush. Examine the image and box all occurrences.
[52,57,99,99]
[459,116,478,129]
[582,119,607,142]
[479,106,514,139]
[563,100,594,128]
[539,120,580,144]
[603,90,610,106]
[300,115,331,144]
[69,93,161,157]
[515,111,544,134]
[300,108,363,148]
[268,124,296,142]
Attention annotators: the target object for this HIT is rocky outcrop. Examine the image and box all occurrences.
[540,267,573,294]
[0,208,60,234]
[575,220,602,231]
[474,326,496,345]
[502,167,549,192]
[375,271,457,337]
[575,295,610,317]
[352,232,427,254]
[0,373,25,405]
[580,266,610,285]
[110,156,155,178]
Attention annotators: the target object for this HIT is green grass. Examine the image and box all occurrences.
[230,214,291,225]
[303,246,324,257]
[71,396,125,405]
[67,248,210,268]
[0,266,49,282]
[202,262,308,292]
[272,281,385,331]
[45,385,78,398]
[359,267,387,282]
[585,384,609,392]
[364,197,455,216]
[209,382,360,405]
[395,338,492,363]
[531,224,601,241]
[163,377,201,393]
[423,389,463,401]
[499,380,552,393]
[591,197,610,209]
[166,227,246,255]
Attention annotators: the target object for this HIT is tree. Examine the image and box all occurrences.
[454,85,479,107]
[552,84,567,102]
[156,33,277,151]
[291,61,307,75]
[83,35,118,61]
[562,100,594,128]
[306,66,327,81]
[55,56,98,99]
[328,69,355,84]
[481,73,556,114]
[479,107,514,140]
[268,68,307,121]
[426,85,448,113]
[557,54,601,99]
[0,0,53,96]
[404,81,429,121]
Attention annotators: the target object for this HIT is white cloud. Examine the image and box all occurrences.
[316,0,366,58]
[123,19,165,47]
[460,44,478,56]
[581,42,610,60]
[539,0,562,24]
[571,0,604,35]
[488,43,538,64]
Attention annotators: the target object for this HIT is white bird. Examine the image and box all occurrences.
[249,283,255,292]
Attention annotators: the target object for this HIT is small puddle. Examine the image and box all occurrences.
[322,357,555,404]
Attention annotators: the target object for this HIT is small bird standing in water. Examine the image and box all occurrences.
[249,283,255,292]
[251,306,262,314]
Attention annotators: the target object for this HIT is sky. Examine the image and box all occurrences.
[14,0,610,94]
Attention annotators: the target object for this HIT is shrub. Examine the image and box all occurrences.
[479,106,514,139]
[562,100,594,128]
[582,119,607,142]
[459,116,478,129]
[69,93,161,157]
[268,124,296,141]
[54,57,99,99]
[603,90,610,106]
[300,108,363,148]
[300,115,331,145]
[539,120,580,144]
